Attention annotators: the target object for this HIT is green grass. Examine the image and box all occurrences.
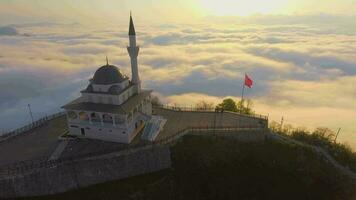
[16,135,356,200]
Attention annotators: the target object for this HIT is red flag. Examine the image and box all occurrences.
[245,74,253,88]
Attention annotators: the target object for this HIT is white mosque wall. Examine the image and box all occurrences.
[91,80,130,93]
[82,86,135,105]
[68,123,131,143]
[67,111,147,144]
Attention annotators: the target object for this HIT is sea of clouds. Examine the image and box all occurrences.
[0,14,355,149]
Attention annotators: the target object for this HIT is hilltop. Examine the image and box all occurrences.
[23,134,356,200]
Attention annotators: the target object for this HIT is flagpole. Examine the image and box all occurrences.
[240,76,246,113]
[241,83,245,102]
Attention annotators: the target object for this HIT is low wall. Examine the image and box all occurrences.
[188,129,268,143]
[0,112,66,143]
[0,128,267,198]
[0,145,171,199]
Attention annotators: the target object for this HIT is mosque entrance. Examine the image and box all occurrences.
[81,128,85,136]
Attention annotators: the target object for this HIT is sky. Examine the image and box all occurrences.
[0,0,356,149]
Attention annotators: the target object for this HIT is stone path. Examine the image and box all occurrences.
[269,133,356,180]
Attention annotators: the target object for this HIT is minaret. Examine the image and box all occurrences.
[127,12,141,93]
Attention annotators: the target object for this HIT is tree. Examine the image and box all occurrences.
[195,100,214,111]
[236,99,254,115]
[151,95,162,106]
[282,124,294,135]
[312,127,335,142]
[216,98,238,112]
[269,121,281,132]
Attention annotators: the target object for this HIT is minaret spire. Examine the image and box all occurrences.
[106,56,109,66]
[129,11,136,36]
[127,12,141,93]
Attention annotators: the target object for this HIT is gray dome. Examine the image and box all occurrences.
[92,65,126,85]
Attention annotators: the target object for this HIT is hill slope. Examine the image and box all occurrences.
[21,135,356,200]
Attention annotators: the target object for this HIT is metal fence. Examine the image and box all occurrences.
[154,104,268,120]
[0,125,267,177]
[0,105,269,178]
[0,112,66,142]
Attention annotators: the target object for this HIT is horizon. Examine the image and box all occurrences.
[0,0,355,150]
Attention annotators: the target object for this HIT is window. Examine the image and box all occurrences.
[138,104,143,112]
[68,111,77,120]
[127,112,133,122]
[102,114,113,124]
[78,112,89,122]
[91,112,101,123]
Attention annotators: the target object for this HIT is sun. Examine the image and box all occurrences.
[198,0,289,16]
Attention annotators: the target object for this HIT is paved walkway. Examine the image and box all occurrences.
[0,116,67,166]
[48,140,69,161]
[154,108,266,140]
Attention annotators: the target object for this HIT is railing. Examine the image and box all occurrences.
[0,112,66,142]
[153,104,268,120]
[0,125,267,178]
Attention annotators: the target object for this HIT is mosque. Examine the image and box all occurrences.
[62,14,163,143]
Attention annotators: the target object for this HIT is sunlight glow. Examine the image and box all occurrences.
[199,0,289,16]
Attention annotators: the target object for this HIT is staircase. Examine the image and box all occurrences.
[141,116,167,142]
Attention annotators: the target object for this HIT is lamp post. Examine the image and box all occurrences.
[28,104,34,124]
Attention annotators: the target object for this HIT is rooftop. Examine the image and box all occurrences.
[62,90,152,114]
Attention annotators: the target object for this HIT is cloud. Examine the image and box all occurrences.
[161,91,356,149]
[0,26,18,36]
[259,76,356,109]
[246,46,356,77]
[0,14,356,150]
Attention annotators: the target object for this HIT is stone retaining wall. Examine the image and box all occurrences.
[0,146,171,198]
[0,128,267,199]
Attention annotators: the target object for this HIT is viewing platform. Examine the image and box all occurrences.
[0,105,268,167]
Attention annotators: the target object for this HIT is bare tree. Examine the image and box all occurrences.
[269,121,281,132]
[195,100,215,111]
[313,127,335,141]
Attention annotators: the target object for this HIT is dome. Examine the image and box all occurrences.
[92,65,126,85]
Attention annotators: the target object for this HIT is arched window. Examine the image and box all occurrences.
[90,112,101,123]
[127,112,133,122]
[67,111,77,120]
[78,112,89,122]
[102,114,113,124]
[138,104,143,112]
